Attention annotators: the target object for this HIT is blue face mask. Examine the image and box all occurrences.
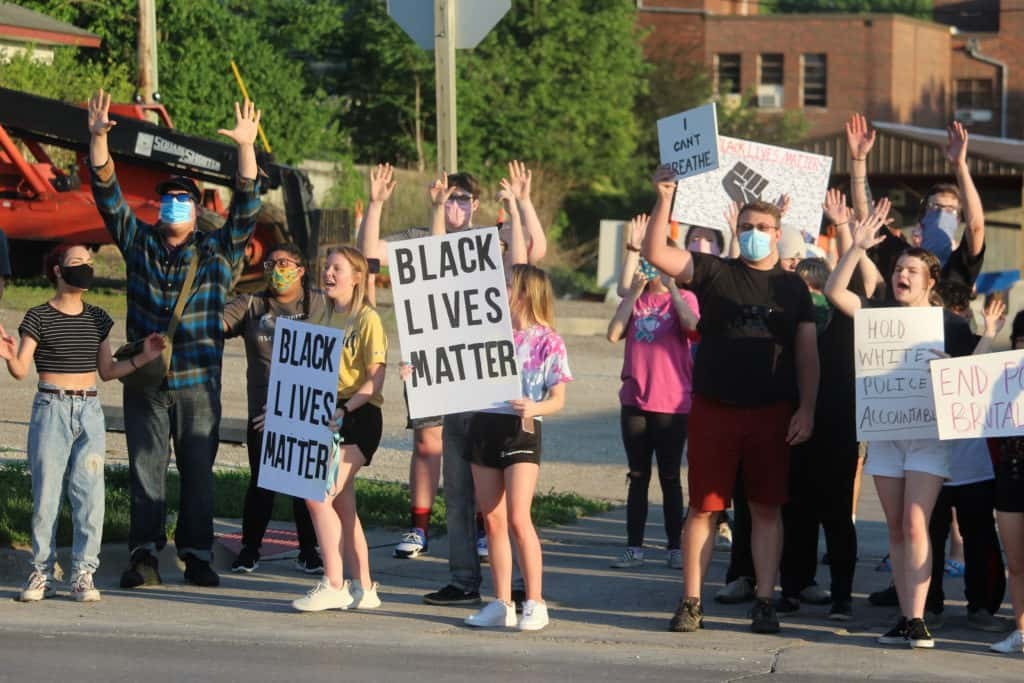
[919,210,958,267]
[738,229,773,262]
[160,195,193,225]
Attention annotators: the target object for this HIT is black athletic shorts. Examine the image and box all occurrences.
[337,403,383,466]
[465,412,542,469]
[995,449,1024,514]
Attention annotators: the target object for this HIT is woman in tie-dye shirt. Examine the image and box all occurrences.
[463,264,572,633]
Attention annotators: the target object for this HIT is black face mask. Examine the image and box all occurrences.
[61,264,94,290]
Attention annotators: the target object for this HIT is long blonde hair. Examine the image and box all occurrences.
[325,246,370,324]
[509,264,555,329]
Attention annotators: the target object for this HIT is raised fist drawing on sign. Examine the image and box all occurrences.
[722,162,769,204]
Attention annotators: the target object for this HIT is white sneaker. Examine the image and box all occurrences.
[292,579,354,612]
[517,600,550,631]
[18,571,55,602]
[70,571,101,602]
[476,533,489,562]
[990,630,1024,654]
[350,580,382,609]
[465,600,516,628]
[714,523,733,551]
[666,549,683,570]
[393,528,427,559]
[610,548,644,569]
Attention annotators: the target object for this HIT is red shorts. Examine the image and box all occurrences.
[687,396,793,512]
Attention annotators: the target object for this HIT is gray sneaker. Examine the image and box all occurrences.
[799,584,831,605]
[666,549,683,570]
[715,576,755,604]
[610,548,645,569]
[967,609,1014,633]
[18,571,55,602]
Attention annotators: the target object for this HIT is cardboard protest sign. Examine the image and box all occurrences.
[671,136,832,236]
[258,318,345,502]
[388,228,521,419]
[657,103,719,181]
[855,307,944,441]
[931,349,1024,440]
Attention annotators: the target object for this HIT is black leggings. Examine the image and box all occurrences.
[620,405,687,550]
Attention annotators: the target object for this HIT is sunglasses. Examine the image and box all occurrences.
[447,194,474,204]
[162,193,192,203]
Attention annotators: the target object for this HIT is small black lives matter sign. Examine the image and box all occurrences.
[258,318,345,501]
[388,228,521,419]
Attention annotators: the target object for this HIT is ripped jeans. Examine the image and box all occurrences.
[28,384,106,576]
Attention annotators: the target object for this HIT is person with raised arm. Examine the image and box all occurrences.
[643,165,818,635]
[824,205,996,649]
[88,89,261,589]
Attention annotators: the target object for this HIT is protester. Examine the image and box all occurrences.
[824,206,995,649]
[643,165,818,635]
[292,247,386,612]
[607,214,698,570]
[0,227,11,302]
[88,90,261,588]
[988,312,1024,653]
[0,245,164,602]
[463,264,572,631]
[223,244,326,575]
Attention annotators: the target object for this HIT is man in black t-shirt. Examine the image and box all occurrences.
[643,166,819,635]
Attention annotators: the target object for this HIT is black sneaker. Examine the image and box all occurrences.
[669,597,704,632]
[877,616,908,645]
[511,588,526,614]
[183,555,220,587]
[775,595,800,614]
[423,584,482,606]
[294,549,324,575]
[907,618,934,649]
[751,599,781,634]
[231,546,259,573]
[828,600,852,621]
[120,549,161,588]
[868,583,899,607]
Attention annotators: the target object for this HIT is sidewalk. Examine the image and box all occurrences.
[1,506,1020,682]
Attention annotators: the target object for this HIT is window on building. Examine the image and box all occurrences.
[955,79,994,110]
[716,54,741,94]
[802,54,827,107]
[759,54,784,86]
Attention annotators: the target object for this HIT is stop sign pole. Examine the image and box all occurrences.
[387,0,510,173]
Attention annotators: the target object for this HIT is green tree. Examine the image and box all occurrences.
[763,0,933,18]
[0,48,133,103]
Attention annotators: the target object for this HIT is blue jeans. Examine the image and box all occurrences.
[124,380,221,561]
[29,384,105,576]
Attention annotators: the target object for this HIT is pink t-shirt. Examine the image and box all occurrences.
[618,290,699,414]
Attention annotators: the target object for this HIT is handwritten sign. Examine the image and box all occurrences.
[931,350,1024,439]
[671,136,832,236]
[258,318,345,502]
[855,307,944,441]
[658,103,719,181]
[388,228,522,419]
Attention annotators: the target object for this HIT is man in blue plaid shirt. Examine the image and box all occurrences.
[88,90,262,589]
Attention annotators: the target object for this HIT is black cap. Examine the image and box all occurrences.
[155,176,201,204]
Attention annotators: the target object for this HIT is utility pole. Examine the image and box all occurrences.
[434,0,457,173]
[137,0,158,104]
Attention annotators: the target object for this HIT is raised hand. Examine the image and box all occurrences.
[429,171,455,208]
[653,165,677,200]
[945,121,969,167]
[775,193,792,217]
[983,298,1007,338]
[369,163,397,204]
[0,325,15,361]
[629,269,648,294]
[845,113,876,160]
[141,332,167,361]
[851,198,890,251]
[87,89,117,137]
[823,188,852,226]
[497,178,516,205]
[627,213,649,250]
[217,99,261,147]
[507,160,532,202]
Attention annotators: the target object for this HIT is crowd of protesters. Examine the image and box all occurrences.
[1,93,1023,652]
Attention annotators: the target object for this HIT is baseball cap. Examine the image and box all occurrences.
[778,228,806,260]
[155,176,201,204]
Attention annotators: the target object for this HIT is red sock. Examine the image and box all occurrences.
[411,507,431,535]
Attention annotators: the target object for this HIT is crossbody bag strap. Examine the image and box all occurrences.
[165,249,200,341]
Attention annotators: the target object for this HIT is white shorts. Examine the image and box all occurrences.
[864,439,951,480]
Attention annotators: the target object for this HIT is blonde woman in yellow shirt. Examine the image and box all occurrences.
[293,246,388,612]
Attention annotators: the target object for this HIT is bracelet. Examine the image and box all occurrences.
[625,245,640,252]
[129,355,139,369]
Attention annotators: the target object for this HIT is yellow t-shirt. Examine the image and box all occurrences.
[322,305,388,407]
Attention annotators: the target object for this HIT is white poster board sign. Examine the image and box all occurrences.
[657,103,719,181]
[855,307,944,441]
[258,318,345,502]
[671,136,832,236]
[931,349,1024,440]
[388,228,521,419]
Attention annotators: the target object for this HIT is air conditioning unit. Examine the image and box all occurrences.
[955,109,993,124]
[756,85,783,109]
